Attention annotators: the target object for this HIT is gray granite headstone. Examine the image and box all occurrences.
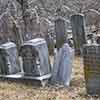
[55,17,66,50]
[40,18,54,55]
[0,42,21,75]
[83,43,100,95]
[71,14,86,54]
[52,43,74,86]
[20,38,51,76]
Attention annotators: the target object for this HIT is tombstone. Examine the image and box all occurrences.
[22,12,40,41]
[51,43,74,86]
[0,42,20,75]
[20,38,51,76]
[83,43,100,95]
[71,14,86,55]
[45,34,54,55]
[55,17,66,50]
[40,17,50,35]
[40,18,54,55]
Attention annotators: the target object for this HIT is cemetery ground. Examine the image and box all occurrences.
[0,57,99,100]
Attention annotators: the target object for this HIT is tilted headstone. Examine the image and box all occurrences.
[51,43,74,86]
[20,38,51,76]
[0,42,20,75]
[83,43,100,95]
[55,17,66,50]
[71,14,86,54]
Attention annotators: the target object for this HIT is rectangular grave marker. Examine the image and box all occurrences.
[71,14,86,54]
[55,17,66,50]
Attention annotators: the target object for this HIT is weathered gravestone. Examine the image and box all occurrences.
[51,43,74,86]
[23,16,40,41]
[71,14,86,55]
[0,42,20,75]
[44,34,54,55]
[83,43,100,95]
[20,38,51,76]
[40,17,54,55]
[55,17,66,50]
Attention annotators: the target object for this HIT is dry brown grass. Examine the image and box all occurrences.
[0,57,100,100]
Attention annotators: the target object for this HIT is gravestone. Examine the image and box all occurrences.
[55,17,66,50]
[51,43,74,86]
[20,38,51,76]
[40,17,50,35]
[22,11,40,41]
[45,34,54,55]
[83,43,100,95]
[40,18,54,55]
[0,42,20,75]
[71,14,86,55]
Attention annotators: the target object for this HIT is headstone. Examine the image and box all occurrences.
[22,12,40,41]
[40,18,54,55]
[51,43,74,86]
[40,17,50,35]
[0,42,20,75]
[45,34,54,55]
[71,14,86,55]
[55,17,66,50]
[83,43,100,95]
[20,38,51,76]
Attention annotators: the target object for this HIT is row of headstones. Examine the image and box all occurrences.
[0,13,100,94]
[55,14,100,55]
[55,14,86,55]
[0,37,99,94]
[0,38,51,77]
[56,14,100,95]
[0,37,74,87]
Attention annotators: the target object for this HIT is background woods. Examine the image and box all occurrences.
[0,0,100,45]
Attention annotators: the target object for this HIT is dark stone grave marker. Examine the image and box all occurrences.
[83,44,100,95]
[55,17,66,50]
[71,14,86,55]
